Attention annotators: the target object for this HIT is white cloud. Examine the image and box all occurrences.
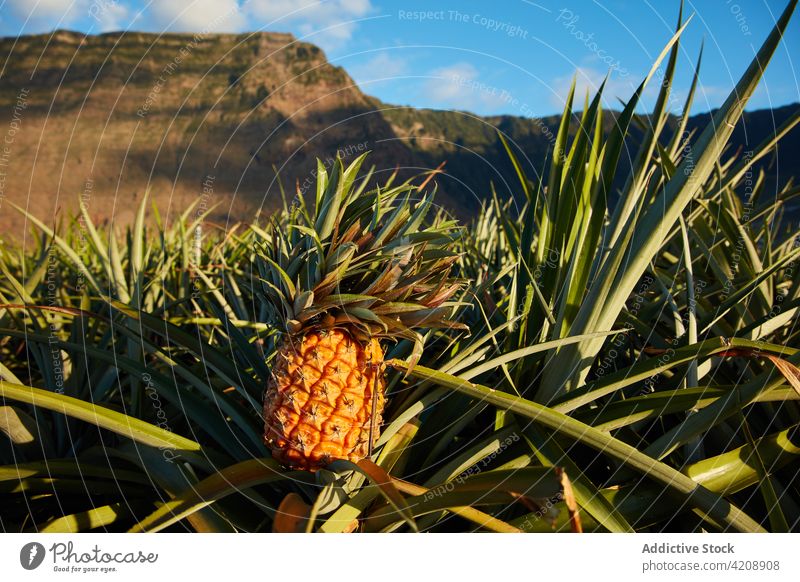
[548,67,638,110]
[7,0,88,29]
[548,67,730,114]
[244,0,373,49]
[8,0,76,17]
[246,0,371,22]
[5,0,373,49]
[694,82,732,108]
[146,0,246,32]
[89,1,131,32]
[423,62,511,112]
[351,52,408,88]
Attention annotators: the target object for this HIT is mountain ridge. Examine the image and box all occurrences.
[0,30,797,236]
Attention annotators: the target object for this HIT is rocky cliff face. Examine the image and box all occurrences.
[0,30,417,234]
[0,30,797,236]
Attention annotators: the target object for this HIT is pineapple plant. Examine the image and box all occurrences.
[254,154,466,470]
[0,1,798,533]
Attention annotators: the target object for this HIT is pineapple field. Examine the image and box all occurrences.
[1,1,799,534]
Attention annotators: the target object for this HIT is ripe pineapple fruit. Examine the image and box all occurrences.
[255,154,465,471]
[263,329,384,470]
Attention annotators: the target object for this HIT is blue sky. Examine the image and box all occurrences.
[1,0,798,117]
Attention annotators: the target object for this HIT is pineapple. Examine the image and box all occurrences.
[255,154,465,471]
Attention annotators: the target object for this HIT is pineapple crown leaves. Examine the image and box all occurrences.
[253,153,469,356]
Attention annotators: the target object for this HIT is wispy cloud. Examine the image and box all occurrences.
[91,1,132,32]
[423,62,510,112]
[694,82,734,108]
[145,0,246,33]
[244,0,373,50]
[351,51,408,89]
[3,1,374,49]
[548,66,638,110]
[6,0,89,32]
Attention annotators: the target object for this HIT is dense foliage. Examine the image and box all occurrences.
[1,0,798,533]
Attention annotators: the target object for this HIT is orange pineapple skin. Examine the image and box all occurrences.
[263,329,385,471]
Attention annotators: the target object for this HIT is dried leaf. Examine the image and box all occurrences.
[272,492,312,533]
[556,467,583,534]
[764,354,800,397]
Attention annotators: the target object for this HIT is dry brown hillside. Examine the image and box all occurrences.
[0,30,797,238]
[0,30,417,237]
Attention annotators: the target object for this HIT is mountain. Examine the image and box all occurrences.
[0,30,797,237]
